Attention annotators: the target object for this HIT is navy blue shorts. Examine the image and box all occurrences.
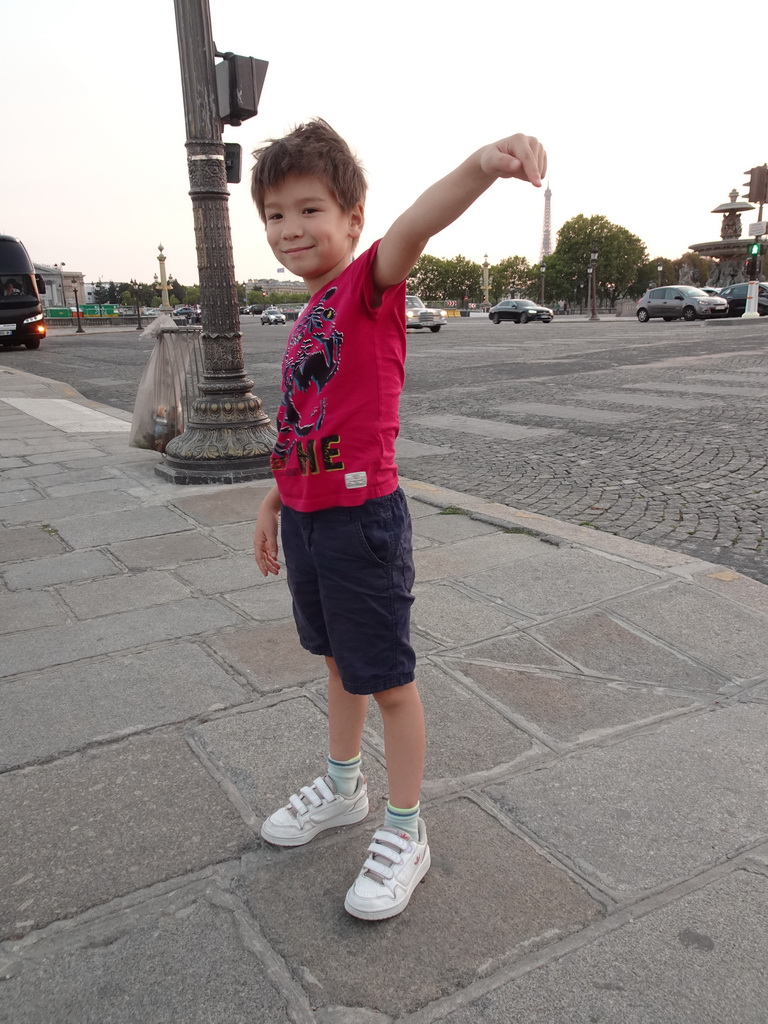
[280,487,416,695]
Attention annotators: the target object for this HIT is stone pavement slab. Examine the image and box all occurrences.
[52,507,192,548]
[192,697,389,821]
[416,663,534,782]
[610,583,768,679]
[487,704,768,896]
[463,547,661,616]
[529,609,727,690]
[57,570,193,618]
[0,597,243,677]
[109,531,227,568]
[170,482,269,525]
[0,525,66,563]
[237,798,601,1018]
[0,591,67,633]
[0,899,296,1024]
[207,621,322,692]
[412,581,526,644]
[0,731,253,940]
[1,549,120,590]
[439,871,768,1024]
[0,643,248,770]
[0,488,140,527]
[447,662,697,745]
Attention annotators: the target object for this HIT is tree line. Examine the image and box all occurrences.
[407,214,714,309]
[93,280,308,308]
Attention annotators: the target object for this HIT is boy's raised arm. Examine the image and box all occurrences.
[373,133,546,294]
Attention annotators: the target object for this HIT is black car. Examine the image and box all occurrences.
[489,299,553,324]
[718,282,768,317]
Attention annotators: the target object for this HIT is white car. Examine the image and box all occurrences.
[261,306,286,325]
[405,295,447,332]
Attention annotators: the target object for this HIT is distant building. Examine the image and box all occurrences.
[34,263,86,308]
[247,277,307,295]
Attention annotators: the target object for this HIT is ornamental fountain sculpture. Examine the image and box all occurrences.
[685,189,757,288]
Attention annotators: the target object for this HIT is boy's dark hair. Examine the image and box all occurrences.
[250,119,367,222]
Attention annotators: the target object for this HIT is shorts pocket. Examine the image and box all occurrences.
[355,515,393,567]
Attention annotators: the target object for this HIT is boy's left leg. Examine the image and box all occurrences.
[344,680,430,921]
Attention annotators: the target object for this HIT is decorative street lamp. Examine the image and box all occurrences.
[482,254,490,309]
[54,262,66,307]
[158,0,275,484]
[130,279,143,331]
[72,285,85,334]
[657,260,663,287]
[540,261,547,305]
[589,248,600,322]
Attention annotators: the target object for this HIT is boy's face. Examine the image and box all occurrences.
[263,174,363,291]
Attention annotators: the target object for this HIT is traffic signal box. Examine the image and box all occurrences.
[742,165,768,204]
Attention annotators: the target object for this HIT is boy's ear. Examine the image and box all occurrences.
[348,203,364,239]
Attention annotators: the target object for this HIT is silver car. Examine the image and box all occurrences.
[260,306,286,325]
[636,286,728,322]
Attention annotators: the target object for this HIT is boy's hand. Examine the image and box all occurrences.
[253,487,281,576]
[374,131,548,292]
[479,134,547,187]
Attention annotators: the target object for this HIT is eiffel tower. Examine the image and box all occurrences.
[540,181,552,260]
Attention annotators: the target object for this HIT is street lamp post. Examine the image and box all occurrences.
[130,279,143,331]
[72,286,85,334]
[540,261,546,305]
[158,0,275,484]
[589,248,600,322]
[657,260,663,288]
[482,254,490,309]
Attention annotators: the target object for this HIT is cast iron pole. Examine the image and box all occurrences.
[158,0,275,484]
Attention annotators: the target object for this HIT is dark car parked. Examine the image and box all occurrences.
[718,282,768,317]
[489,299,553,324]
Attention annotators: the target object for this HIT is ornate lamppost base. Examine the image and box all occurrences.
[154,452,273,484]
[154,413,276,485]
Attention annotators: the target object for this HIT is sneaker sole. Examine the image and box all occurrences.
[344,845,431,920]
[260,799,370,847]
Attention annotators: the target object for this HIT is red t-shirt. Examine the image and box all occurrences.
[271,241,406,512]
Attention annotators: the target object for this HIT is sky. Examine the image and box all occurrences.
[3,0,761,287]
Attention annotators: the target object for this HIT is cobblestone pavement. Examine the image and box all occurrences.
[7,316,768,583]
[398,318,768,584]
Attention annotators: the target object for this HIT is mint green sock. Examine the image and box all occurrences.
[327,753,362,797]
[384,801,420,840]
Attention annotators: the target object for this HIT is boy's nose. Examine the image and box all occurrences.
[280,218,303,239]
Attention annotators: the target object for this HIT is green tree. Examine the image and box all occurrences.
[554,214,648,307]
[408,254,450,300]
[186,284,201,305]
[488,256,530,303]
[267,291,310,304]
[442,255,483,304]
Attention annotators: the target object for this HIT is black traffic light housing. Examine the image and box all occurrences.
[215,54,269,126]
[224,143,242,184]
[742,165,768,204]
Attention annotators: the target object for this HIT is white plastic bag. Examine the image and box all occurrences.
[129,315,194,453]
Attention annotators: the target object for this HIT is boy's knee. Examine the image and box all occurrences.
[373,681,416,710]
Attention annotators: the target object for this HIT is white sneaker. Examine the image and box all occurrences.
[260,774,369,847]
[344,819,431,920]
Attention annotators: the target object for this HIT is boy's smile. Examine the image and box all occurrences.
[263,174,364,294]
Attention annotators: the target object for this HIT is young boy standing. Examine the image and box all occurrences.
[252,120,546,920]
